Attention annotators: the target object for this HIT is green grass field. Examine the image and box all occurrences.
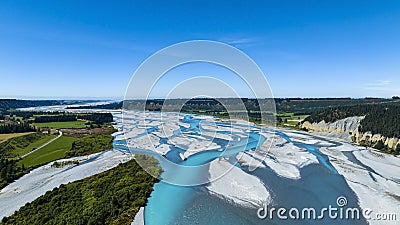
[18,136,77,168]
[276,112,310,121]
[33,120,88,129]
[10,134,57,158]
[0,132,34,143]
[275,112,310,128]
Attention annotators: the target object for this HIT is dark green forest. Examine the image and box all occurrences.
[66,134,113,158]
[77,113,114,124]
[2,98,399,116]
[34,115,77,123]
[0,123,36,134]
[305,104,400,138]
[2,111,76,120]
[93,98,398,114]
[0,158,26,189]
[31,113,113,124]
[1,157,160,225]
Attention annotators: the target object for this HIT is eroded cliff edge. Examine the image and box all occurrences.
[301,116,400,153]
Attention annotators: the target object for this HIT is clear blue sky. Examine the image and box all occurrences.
[0,0,399,99]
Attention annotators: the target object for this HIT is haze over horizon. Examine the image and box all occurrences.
[1,1,399,99]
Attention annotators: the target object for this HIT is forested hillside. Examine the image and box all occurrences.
[1,157,160,225]
[0,133,49,188]
[0,99,89,112]
[0,100,62,112]
[89,98,398,116]
[305,104,400,138]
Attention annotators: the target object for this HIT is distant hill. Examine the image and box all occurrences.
[67,101,123,110]
[0,99,88,112]
[87,97,399,114]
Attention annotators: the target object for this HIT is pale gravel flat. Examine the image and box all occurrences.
[353,149,400,181]
[206,159,271,207]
